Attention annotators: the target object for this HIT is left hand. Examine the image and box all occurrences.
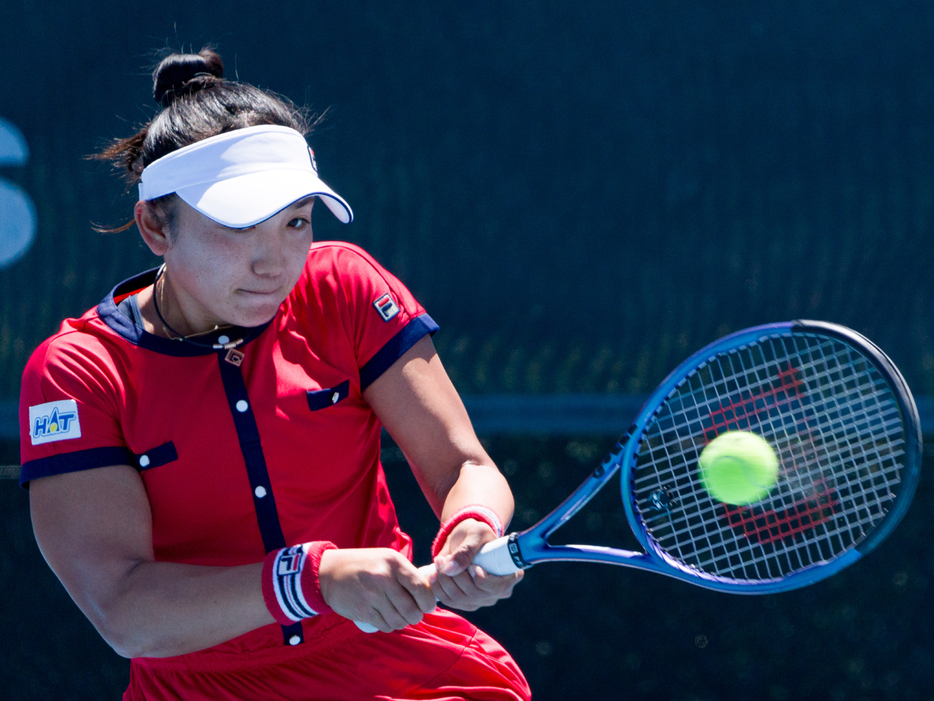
[430,518,523,611]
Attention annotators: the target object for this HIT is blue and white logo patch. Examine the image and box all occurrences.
[373,293,400,322]
[29,399,81,445]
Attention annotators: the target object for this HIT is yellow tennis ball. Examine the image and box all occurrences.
[698,431,779,505]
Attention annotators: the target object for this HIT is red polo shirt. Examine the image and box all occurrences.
[19,242,530,701]
[21,241,437,641]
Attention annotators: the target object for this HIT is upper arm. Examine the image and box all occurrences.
[30,464,154,635]
[362,335,496,514]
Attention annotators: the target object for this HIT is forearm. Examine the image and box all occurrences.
[82,559,272,659]
[31,468,277,659]
[439,460,515,527]
[427,462,524,610]
[366,336,514,526]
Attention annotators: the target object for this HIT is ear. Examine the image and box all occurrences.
[135,200,171,256]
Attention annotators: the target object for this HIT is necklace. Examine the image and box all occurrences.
[152,265,246,351]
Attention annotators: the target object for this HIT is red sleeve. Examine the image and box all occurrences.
[19,327,133,486]
[302,243,439,390]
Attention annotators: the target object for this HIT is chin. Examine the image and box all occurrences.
[231,303,284,329]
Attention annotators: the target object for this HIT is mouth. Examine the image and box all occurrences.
[239,288,282,296]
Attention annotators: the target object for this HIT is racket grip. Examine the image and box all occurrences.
[474,536,522,575]
[352,544,520,633]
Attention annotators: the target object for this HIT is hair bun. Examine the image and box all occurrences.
[153,49,225,107]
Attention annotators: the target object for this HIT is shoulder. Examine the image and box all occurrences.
[23,311,124,396]
[305,241,393,280]
[29,309,116,362]
[296,241,406,303]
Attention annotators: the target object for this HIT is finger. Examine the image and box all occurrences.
[430,568,465,605]
[353,606,394,634]
[396,563,438,615]
[370,563,435,628]
[437,526,489,576]
[432,570,488,610]
[439,547,474,577]
[380,587,430,627]
[468,566,524,598]
[432,567,523,610]
[355,595,420,633]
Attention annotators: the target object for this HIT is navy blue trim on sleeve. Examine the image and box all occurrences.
[359,314,439,392]
[20,446,136,488]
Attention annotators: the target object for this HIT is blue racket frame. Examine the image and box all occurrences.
[502,321,922,594]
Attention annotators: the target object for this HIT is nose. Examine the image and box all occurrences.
[251,224,288,278]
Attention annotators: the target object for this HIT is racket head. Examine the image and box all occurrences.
[620,320,921,593]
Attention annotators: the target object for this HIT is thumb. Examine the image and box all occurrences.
[437,524,487,576]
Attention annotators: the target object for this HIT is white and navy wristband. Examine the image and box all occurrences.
[262,541,337,626]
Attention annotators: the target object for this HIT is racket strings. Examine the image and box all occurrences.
[630,332,908,583]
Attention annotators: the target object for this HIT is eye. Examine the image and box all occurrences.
[287,217,310,230]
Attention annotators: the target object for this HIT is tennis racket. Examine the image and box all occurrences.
[355,320,921,631]
[472,320,921,592]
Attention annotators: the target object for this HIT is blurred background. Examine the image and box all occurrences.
[1,1,932,699]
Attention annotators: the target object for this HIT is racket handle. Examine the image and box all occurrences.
[474,535,522,575]
[353,542,520,632]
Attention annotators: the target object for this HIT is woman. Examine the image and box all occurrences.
[20,48,530,700]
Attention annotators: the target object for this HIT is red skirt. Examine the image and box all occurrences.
[124,609,531,701]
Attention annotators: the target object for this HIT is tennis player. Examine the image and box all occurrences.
[20,48,530,700]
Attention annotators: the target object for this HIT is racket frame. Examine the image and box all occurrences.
[491,321,921,594]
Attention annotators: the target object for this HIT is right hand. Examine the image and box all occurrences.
[431,519,523,612]
[318,548,437,633]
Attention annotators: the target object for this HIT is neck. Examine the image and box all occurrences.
[140,266,242,350]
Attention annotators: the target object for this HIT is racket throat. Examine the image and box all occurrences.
[506,533,532,570]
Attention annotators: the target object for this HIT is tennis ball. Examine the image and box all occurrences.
[698,431,779,505]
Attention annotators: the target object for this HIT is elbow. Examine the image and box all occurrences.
[108,640,141,660]
[98,621,178,659]
[93,611,151,659]
[88,595,170,659]
[83,565,182,659]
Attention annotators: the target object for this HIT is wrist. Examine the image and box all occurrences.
[262,541,338,625]
[431,505,505,558]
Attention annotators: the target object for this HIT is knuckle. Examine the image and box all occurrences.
[404,610,424,626]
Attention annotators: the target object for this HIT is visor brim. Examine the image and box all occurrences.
[175,168,353,228]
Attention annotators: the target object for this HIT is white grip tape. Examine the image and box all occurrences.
[473,536,522,575]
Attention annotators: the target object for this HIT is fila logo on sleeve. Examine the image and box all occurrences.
[29,399,82,445]
[373,293,400,321]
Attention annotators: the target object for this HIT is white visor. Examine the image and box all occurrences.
[137,125,353,227]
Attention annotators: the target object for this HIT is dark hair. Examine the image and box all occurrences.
[94,47,318,232]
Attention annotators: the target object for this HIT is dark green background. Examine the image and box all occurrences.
[1,1,932,699]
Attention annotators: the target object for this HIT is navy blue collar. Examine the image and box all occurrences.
[97,267,273,356]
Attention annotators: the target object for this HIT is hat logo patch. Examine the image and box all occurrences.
[374,293,400,322]
[29,399,81,445]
